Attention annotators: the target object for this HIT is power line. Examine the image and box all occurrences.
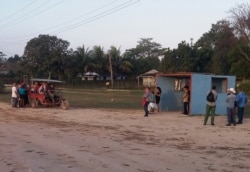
[1,0,139,44]
[52,0,140,35]
[3,0,119,41]
[0,0,37,24]
[1,0,50,27]
[1,0,65,28]
[1,0,120,41]
[41,0,118,33]
[0,0,140,48]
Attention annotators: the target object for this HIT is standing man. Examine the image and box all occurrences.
[204,86,218,125]
[236,88,248,124]
[182,85,190,115]
[11,83,18,108]
[226,88,237,126]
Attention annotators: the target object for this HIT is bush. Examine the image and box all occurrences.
[0,81,4,93]
[238,81,250,95]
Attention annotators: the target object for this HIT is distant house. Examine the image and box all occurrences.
[156,72,236,115]
[82,72,99,80]
[137,69,160,87]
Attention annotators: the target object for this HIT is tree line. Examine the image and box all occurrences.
[0,3,250,81]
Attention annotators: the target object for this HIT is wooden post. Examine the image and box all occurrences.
[109,54,114,88]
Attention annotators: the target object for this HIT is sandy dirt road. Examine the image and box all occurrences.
[0,102,250,172]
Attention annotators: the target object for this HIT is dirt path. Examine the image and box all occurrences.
[0,102,250,172]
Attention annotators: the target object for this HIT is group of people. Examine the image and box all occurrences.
[31,81,56,104]
[11,82,29,108]
[142,85,190,117]
[204,86,248,126]
[11,81,57,108]
[142,86,161,117]
[142,85,248,125]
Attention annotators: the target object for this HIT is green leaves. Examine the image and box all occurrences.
[22,34,70,79]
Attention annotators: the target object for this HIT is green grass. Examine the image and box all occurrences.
[0,87,143,110]
[61,88,142,109]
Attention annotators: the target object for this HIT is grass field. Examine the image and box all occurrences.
[62,89,142,109]
[0,87,143,110]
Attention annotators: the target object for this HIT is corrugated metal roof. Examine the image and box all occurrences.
[140,69,159,76]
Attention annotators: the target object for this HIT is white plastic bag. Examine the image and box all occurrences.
[148,102,156,112]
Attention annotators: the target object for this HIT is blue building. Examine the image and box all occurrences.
[156,73,236,115]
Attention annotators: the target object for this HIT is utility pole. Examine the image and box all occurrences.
[109,53,113,88]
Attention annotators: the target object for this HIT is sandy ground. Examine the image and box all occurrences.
[0,102,250,172]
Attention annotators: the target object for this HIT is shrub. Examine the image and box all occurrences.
[238,81,250,95]
[0,80,4,93]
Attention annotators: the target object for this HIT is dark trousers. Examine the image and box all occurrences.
[237,107,245,124]
[183,102,189,114]
[11,97,18,107]
[144,102,149,116]
[20,94,29,105]
[227,107,236,125]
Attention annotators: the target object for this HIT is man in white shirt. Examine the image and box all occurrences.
[11,83,18,107]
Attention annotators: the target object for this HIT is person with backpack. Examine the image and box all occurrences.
[204,86,218,125]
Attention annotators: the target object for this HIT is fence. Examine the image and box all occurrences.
[0,77,142,89]
[64,79,140,89]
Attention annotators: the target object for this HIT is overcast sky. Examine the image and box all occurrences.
[0,0,249,57]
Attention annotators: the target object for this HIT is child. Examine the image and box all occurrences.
[142,87,152,117]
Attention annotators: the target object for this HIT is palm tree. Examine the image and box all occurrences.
[74,45,92,74]
[108,46,133,79]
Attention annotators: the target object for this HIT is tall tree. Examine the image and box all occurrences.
[229,3,250,64]
[211,20,237,74]
[108,46,132,78]
[125,38,164,75]
[74,45,91,74]
[89,46,106,75]
[193,21,237,74]
[161,42,196,73]
[0,52,5,70]
[22,34,70,79]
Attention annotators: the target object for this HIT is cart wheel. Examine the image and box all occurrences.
[30,99,38,108]
[61,100,69,110]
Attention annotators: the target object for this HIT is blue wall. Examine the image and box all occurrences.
[157,76,183,111]
[191,74,210,115]
[157,73,236,115]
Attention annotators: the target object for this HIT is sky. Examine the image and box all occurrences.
[0,0,249,57]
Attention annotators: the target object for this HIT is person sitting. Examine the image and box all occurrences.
[38,82,48,94]
[34,82,41,93]
[48,84,55,104]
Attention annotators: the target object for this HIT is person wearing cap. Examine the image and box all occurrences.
[226,88,237,126]
[236,88,248,124]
